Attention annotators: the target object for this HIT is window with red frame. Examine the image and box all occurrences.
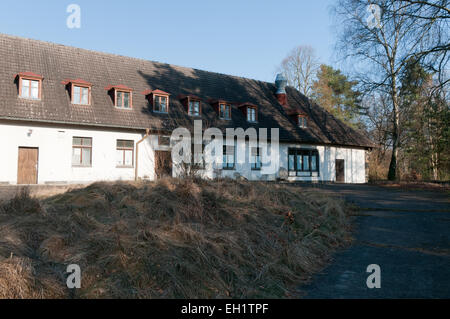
[72,137,92,167]
[20,78,40,99]
[73,85,90,105]
[219,103,231,120]
[154,95,168,113]
[116,140,134,167]
[188,100,201,116]
[116,90,131,109]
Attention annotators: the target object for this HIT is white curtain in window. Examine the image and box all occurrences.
[30,80,39,99]
[73,86,81,104]
[117,92,123,107]
[161,97,167,112]
[21,79,30,97]
[72,148,81,165]
[124,92,130,108]
[124,150,133,166]
[82,148,91,166]
[81,87,89,104]
[116,149,124,166]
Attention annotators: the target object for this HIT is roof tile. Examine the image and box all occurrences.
[0,33,373,148]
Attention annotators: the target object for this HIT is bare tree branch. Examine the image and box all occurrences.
[276,45,320,97]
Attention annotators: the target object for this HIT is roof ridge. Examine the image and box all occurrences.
[0,33,275,87]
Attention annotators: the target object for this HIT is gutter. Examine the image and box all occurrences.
[135,128,151,181]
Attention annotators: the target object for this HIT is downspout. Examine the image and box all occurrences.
[135,128,151,181]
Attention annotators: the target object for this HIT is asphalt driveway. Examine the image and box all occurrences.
[296,184,450,298]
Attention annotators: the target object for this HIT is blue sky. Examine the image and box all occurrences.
[0,0,337,82]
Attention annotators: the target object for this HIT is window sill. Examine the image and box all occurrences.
[222,167,236,171]
[19,96,41,101]
[115,106,133,110]
[116,166,134,169]
[251,168,262,171]
[153,110,168,114]
[72,165,92,168]
[288,171,320,176]
[72,103,91,106]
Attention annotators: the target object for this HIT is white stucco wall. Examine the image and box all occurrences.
[171,140,366,184]
[0,121,155,184]
[0,121,367,185]
[278,144,366,183]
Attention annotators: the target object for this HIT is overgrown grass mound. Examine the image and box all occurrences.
[0,178,352,299]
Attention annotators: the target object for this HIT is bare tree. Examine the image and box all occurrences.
[277,45,320,97]
[392,1,449,88]
[333,0,448,180]
[159,100,217,179]
[395,0,449,21]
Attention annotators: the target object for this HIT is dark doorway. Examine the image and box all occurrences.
[155,151,172,179]
[17,147,39,184]
[335,159,345,183]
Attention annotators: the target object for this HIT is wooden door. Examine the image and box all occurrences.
[335,159,345,183]
[155,151,172,179]
[17,147,39,184]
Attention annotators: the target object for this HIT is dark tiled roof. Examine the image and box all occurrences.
[0,33,373,148]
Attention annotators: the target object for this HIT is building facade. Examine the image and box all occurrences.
[0,34,373,185]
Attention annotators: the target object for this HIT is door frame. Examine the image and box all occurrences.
[17,147,39,185]
[154,150,172,179]
[335,159,345,183]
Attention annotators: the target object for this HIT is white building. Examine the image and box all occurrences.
[0,34,372,185]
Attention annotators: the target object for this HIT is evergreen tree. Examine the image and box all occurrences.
[312,65,363,129]
[400,59,449,180]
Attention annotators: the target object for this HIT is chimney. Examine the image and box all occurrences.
[275,73,288,107]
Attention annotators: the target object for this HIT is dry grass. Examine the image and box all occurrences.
[0,178,352,299]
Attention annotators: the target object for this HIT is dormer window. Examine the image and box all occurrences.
[116,91,131,109]
[143,89,170,113]
[179,95,202,116]
[288,109,308,129]
[17,72,43,100]
[210,100,232,120]
[298,115,307,128]
[105,85,133,109]
[189,100,201,116]
[73,86,90,105]
[21,79,40,99]
[219,103,231,120]
[63,79,92,105]
[238,103,258,123]
[247,107,257,122]
[154,95,168,113]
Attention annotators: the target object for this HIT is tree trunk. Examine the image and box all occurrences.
[388,79,400,181]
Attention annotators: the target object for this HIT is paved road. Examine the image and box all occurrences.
[296,184,450,298]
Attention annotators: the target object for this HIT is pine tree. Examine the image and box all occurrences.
[312,65,363,129]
